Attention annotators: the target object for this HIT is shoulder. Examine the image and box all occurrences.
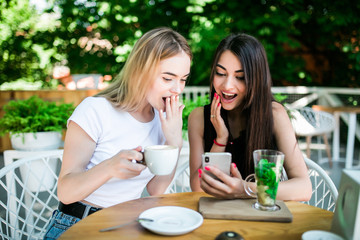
[72,97,115,121]
[271,102,288,119]
[271,102,293,133]
[82,96,109,105]
[189,106,204,121]
[78,97,113,111]
[188,106,204,138]
[188,107,204,131]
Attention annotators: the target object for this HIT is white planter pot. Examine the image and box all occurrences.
[18,157,58,192]
[10,131,62,191]
[10,131,62,151]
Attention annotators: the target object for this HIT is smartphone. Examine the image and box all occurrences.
[202,152,232,180]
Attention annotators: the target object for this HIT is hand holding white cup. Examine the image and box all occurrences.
[143,145,178,175]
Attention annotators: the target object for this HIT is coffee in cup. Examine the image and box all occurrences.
[144,145,179,175]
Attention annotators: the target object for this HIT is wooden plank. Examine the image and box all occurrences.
[198,197,293,223]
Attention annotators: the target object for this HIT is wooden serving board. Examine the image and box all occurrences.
[198,197,293,223]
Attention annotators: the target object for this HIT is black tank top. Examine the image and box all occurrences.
[203,104,253,177]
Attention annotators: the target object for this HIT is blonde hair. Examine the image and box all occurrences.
[97,27,192,111]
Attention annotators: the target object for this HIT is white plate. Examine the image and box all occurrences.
[302,230,344,240]
[139,206,203,236]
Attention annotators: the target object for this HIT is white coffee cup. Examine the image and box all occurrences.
[144,145,179,175]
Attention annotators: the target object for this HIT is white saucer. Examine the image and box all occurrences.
[302,230,344,240]
[139,206,203,236]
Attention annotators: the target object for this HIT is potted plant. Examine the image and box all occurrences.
[0,95,75,151]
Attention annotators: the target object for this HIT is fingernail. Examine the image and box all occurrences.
[198,173,201,178]
[216,94,219,100]
[214,93,217,98]
[218,102,221,107]
[205,166,210,171]
[232,163,237,168]
[198,169,202,174]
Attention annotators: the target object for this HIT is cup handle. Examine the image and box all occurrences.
[244,174,257,198]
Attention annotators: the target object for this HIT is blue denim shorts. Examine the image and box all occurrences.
[43,210,80,240]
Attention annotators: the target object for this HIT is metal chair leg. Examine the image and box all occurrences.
[306,136,312,158]
[322,134,333,168]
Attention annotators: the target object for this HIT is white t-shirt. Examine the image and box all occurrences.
[68,97,165,207]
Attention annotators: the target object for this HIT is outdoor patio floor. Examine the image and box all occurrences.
[306,142,360,189]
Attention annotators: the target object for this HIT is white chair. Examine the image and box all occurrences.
[303,157,338,212]
[290,107,335,167]
[0,150,63,240]
[165,142,191,194]
[165,161,191,194]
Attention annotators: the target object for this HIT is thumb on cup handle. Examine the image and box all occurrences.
[244,174,257,198]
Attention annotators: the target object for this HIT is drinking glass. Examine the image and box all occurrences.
[244,149,284,211]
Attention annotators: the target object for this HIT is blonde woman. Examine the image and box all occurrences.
[44,27,192,239]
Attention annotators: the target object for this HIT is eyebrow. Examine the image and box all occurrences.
[216,63,244,73]
[162,72,190,78]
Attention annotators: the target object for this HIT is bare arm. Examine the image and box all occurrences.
[188,107,205,192]
[272,102,312,201]
[57,121,146,205]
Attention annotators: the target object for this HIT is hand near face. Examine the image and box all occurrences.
[199,163,249,199]
[211,93,229,143]
[159,95,185,148]
[108,146,146,179]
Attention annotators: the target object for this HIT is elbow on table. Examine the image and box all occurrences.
[297,181,313,202]
[190,180,201,192]
[303,183,313,201]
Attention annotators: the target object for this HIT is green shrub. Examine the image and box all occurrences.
[0,96,75,136]
[182,95,210,139]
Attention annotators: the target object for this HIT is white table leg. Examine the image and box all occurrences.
[333,112,340,161]
[345,113,357,169]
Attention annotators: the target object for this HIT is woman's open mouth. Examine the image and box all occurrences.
[221,91,237,102]
[161,97,168,111]
[162,97,168,105]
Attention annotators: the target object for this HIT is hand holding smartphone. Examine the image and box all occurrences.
[202,152,232,180]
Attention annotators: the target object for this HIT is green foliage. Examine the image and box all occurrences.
[273,93,288,103]
[1,0,360,87]
[182,95,210,132]
[0,96,75,136]
[0,0,65,87]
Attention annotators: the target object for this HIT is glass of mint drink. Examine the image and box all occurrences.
[244,150,284,211]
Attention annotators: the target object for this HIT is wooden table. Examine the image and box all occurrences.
[312,105,360,168]
[59,192,334,240]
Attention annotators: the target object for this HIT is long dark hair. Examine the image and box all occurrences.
[209,33,275,175]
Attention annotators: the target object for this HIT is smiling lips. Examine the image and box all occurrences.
[221,91,237,102]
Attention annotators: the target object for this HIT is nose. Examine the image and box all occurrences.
[170,80,183,95]
[223,75,234,89]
